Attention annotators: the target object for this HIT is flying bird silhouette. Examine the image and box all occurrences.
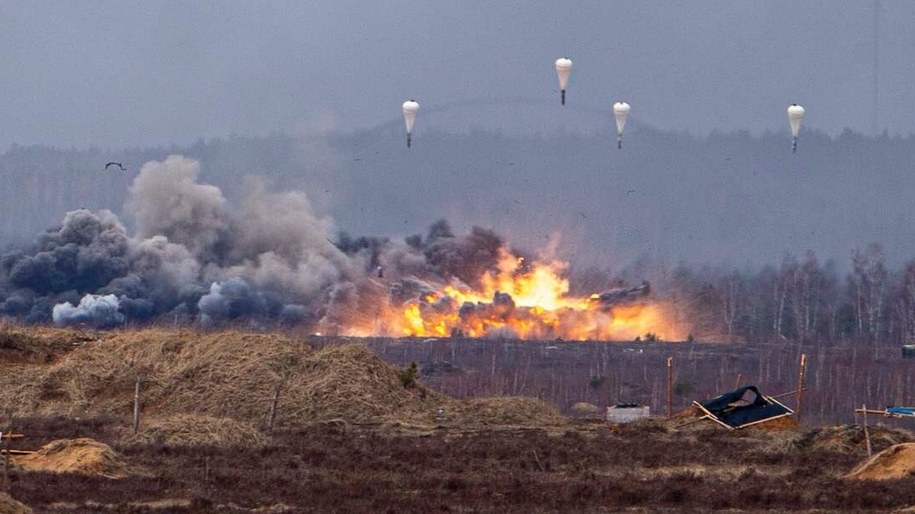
[105,162,127,171]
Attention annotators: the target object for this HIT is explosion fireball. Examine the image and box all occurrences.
[371,250,683,341]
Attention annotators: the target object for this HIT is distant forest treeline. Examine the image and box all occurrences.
[2,127,915,343]
[564,242,909,345]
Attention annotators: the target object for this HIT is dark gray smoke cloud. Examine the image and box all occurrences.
[0,155,523,331]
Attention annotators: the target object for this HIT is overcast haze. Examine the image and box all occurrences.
[3,1,915,148]
[2,1,915,272]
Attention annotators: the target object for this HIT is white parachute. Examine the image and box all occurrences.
[402,100,419,148]
[555,58,572,105]
[787,104,805,153]
[613,102,631,149]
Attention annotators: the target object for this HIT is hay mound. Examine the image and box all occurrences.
[847,443,915,480]
[796,425,915,454]
[119,414,267,447]
[0,328,570,428]
[0,493,32,514]
[0,324,93,364]
[14,438,131,478]
[279,344,446,424]
[2,330,448,426]
[456,397,567,427]
[570,402,602,417]
[3,330,321,423]
[15,330,308,419]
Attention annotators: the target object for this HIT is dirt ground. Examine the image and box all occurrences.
[2,326,915,512]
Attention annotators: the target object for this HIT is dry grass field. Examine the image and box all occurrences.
[1,325,915,512]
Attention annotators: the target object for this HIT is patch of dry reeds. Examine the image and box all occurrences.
[117,414,267,448]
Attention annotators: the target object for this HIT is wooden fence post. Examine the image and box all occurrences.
[666,357,673,418]
[796,354,807,421]
[267,383,282,432]
[2,430,8,493]
[133,376,142,434]
[862,403,873,457]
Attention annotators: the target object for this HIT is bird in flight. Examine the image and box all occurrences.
[105,162,127,171]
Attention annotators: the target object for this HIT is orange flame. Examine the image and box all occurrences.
[375,249,686,342]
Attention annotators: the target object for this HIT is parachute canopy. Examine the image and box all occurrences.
[402,100,419,134]
[555,58,572,105]
[613,102,631,149]
[402,100,419,148]
[787,104,805,137]
[613,102,631,135]
[787,103,805,153]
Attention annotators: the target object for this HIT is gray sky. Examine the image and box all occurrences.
[2,1,915,149]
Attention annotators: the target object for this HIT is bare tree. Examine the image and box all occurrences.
[721,271,742,341]
[773,254,798,340]
[895,260,915,344]
[791,251,823,341]
[852,244,888,342]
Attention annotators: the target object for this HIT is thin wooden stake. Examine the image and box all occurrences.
[735,373,742,389]
[267,383,282,432]
[795,354,807,421]
[3,429,9,493]
[133,376,142,434]
[862,403,873,457]
[666,357,673,418]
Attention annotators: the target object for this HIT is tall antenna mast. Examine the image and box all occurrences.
[873,0,880,136]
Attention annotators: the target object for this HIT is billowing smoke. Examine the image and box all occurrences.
[0,155,519,332]
[52,294,124,328]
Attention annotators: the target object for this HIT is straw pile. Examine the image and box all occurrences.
[13,438,132,478]
[3,329,311,420]
[570,402,602,417]
[277,343,447,424]
[453,397,567,427]
[118,414,267,447]
[0,328,569,429]
[846,443,915,480]
[795,425,915,454]
[0,323,94,364]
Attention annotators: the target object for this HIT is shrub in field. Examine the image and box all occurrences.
[398,362,419,388]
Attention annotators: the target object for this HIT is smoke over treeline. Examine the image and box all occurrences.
[5,129,915,272]
[2,155,915,345]
[0,156,522,333]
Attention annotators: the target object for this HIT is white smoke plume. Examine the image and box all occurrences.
[52,293,124,328]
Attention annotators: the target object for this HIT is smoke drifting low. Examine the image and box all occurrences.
[0,156,518,333]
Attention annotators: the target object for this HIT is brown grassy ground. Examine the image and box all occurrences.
[3,417,915,513]
[3,326,915,512]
